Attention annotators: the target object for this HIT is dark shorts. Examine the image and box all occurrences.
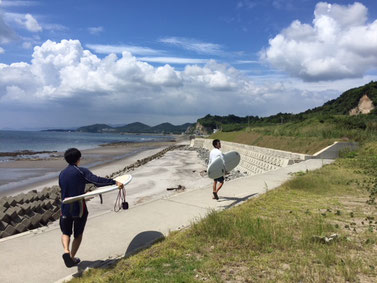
[60,210,88,238]
[214,176,224,183]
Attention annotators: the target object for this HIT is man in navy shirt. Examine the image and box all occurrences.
[59,148,123,267]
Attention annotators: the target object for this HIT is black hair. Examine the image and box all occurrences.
[212,139,220,147]
[64,148,81,165]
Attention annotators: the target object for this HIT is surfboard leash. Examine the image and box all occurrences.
[114,187,129,212]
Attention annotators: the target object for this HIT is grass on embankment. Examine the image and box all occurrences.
[210,130,335,154]
[211,116,377,154]
[72,143,377,282]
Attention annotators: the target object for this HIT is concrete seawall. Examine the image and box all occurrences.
[190,138,358,175]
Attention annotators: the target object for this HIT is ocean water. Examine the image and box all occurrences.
[0,130,172,154]
[0,130,174,195]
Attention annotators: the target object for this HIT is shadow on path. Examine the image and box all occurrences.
[72,230,165,278]
[217,193,258,209]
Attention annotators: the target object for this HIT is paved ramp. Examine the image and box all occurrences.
[0,158,333,283]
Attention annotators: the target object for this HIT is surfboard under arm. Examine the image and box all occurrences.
[62,174,133,204]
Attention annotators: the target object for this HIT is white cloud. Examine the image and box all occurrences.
[0,39,376,129]
[138,57,208,64]
[261,2,377,81]
[0,12,18,44]
[43,23,68,31]
[1,1,38,7]
[88,26,104,35]
[0,46,4,53]
[86,43,162,56]
[5,12,42,32]
[160,37,223,55]
[24,13,42,32]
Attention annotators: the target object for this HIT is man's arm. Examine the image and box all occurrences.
[80,167,120,187]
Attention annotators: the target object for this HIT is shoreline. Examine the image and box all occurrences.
[0,139,180,198]
[0,141,215,240]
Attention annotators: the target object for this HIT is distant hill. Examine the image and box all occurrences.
[305,81,377,115]
[116,122,152,133]
[76,122,195,134]
[77,124,113,133]
[195,81,377,134]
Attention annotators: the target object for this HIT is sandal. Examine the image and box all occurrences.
[213,192,219,200]
[62,253,74,268]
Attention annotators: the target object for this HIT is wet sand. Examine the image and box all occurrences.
[0,140,178,197]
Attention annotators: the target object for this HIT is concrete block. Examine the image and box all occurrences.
[42,199,53,210]
[0,211,10,223]
[21,218,32,230]
[52,211,61,221]
[20,203,32,214]
[5,207,18,220]
[32,201,43,212]
[3,225,16,237]
[7,197,17,207]
[1,200,10,209]
[24,192,36,203]
[14,194,25,205]
[14,223,26,233]
[30,214,42,228]
[36,191,46,201]
[41,211,53,225]
[25,210,35,218]
[0,220,6,231]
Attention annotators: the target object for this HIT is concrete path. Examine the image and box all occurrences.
[0,158,333,283]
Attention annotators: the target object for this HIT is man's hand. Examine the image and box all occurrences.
[116,181,124,189]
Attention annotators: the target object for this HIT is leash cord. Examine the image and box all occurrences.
[114,187,127,212]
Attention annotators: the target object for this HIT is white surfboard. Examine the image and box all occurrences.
[62,174,133,204]
[224,151,241,172]
[207,151,241,180]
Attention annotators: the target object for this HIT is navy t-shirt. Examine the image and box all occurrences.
[59,165,116,217]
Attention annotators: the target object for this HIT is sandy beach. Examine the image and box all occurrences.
[0,140,179,198]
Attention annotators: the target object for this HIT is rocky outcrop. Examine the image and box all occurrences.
[185,122,211,136]
[349,95,375,115]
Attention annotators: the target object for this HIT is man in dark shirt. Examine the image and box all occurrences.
[59,148,123,268]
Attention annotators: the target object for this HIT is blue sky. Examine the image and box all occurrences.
[0,0,376,129]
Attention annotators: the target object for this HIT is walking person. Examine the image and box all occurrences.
[208,139,225,200]
[59,148,123,267]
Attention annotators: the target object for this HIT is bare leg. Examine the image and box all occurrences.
[61,234,70,254]
[70,234,83,258]
[213,181,217,192]
[216,182,224,193]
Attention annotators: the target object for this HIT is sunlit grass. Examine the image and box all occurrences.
[71,143,377,282]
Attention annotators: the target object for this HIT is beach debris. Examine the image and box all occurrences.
[311,233,339,244]
[167,185,186,191]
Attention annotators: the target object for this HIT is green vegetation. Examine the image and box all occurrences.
[210,114,377,154]
[200,81,377,137]
[77,122,194,134]
[71,142,377,282]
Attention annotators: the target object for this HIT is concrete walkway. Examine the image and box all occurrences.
[0,158,333,283]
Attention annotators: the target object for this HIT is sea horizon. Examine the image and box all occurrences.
[0,130,174,159]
